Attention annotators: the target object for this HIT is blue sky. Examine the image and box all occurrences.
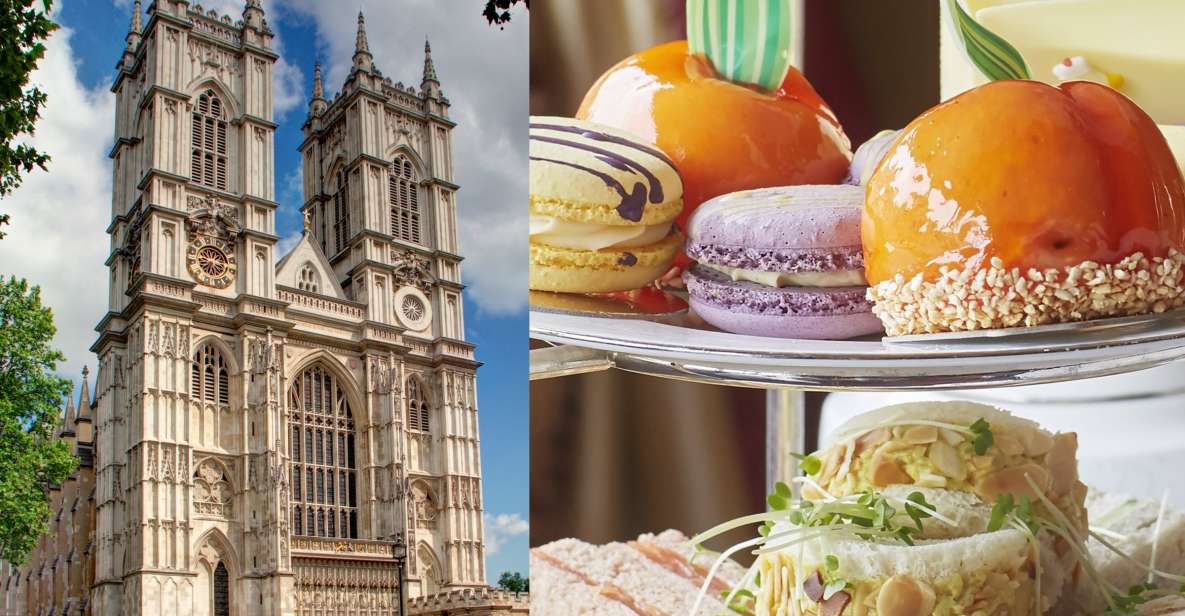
[0,0,529,583]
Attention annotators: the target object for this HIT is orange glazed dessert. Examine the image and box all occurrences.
[863,80,1185,336]
[577,40,852,229]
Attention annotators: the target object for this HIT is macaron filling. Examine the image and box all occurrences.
[685,266,872,316]
[529,215,673,251]
[699,262,866,288]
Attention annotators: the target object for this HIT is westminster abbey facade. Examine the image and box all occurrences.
[0,2,521,615]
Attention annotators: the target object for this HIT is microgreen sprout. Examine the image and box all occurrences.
[1098,583,1185,616]
[985,493,1040,535]
[767,481,793,511]
[969,418,994,455]
[720,588,756,615]
[821,555,849,600]
[791,452,822,476]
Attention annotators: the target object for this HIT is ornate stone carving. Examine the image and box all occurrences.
[186,196,241,289]
[369,358,398,395]
[194,459,232,518]
[390,249,434,291]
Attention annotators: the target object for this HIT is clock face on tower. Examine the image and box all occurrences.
[187,235,237,288]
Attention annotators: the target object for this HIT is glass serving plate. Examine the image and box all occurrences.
[530,307,1185,391]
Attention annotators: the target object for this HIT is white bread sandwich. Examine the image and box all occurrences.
[531,529,748,615]
[752,525,1056,616]
[806,401,1088,537]
[1054,489,1185,616]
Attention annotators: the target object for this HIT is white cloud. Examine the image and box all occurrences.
[273,55,306,118]
[0,22,115,389]
[274,229,302,262]
[281,1,529,315]
[484,512,529,555]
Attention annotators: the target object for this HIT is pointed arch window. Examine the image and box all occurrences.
[332,169,351,256]
[406,376,431,433]
[288,365,357,539]
[192,343,230,406]
[191,90,228,191]
[213,561,230,616]
[389,156,422,244]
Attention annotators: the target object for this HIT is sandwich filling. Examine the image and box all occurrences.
[803,418,1087,535]
[755,548,1035,616]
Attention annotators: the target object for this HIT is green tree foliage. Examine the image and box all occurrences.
[0,0,57,239]
[483,0,528,28]
[0,277,77,566]
[497,570,529,592]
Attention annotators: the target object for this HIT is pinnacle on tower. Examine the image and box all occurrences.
[124,0,142,52]
[78,365,91,411]
[312,61,324,100]
[353,11,374,71]
[243,0,266,30]
[58,392,76,438]
[310,60,328,116]
[422,37,439,84]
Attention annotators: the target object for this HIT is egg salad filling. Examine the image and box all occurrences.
[754,552,1033,616]
[689,416,1185,616]
[801,419,1087,534]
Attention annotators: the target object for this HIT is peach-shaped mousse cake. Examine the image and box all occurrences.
[863,80,1185,336]
[577,40,852,230]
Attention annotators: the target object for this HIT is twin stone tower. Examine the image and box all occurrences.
[0,2,508,615]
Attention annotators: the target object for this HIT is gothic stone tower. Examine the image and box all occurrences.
[79,1,485,615]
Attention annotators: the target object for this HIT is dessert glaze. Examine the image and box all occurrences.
[863,80,1185,285]
[577,40,852,228]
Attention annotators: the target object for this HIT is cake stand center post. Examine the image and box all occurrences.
[766,388,807,500]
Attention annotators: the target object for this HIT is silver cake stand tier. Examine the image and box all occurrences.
[529,308,1185,494]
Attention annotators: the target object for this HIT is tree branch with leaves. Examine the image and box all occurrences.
[0,277,77,566]
[483,0,528,28]
[0,0,57,239]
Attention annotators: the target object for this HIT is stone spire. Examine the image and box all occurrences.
[353,11,374,72]
[58,392,76,438]
[78,365,91,411]
[121,0,142,69]
[243,0,265,29]
[423,38,439,84]
[74,365,94,444]
[310,61,328,116]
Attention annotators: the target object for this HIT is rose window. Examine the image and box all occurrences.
[402,295,426,323]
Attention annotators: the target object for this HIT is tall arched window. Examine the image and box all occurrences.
[191,90,228,191]
[406,376,431,433]
[332,170,350,256]
[389,156,422,244]
[192,343,230,406]
[213,561,230,616]
[288,365,357,539]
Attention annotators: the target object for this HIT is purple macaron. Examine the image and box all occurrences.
[683,185,883,339]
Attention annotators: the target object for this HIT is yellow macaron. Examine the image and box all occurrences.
[529,116,683,293]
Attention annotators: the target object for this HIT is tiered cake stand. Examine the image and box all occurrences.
[530,308,1185,494]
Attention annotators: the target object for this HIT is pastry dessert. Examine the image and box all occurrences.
[529,116,683,293]
[577,40,852,229]
[863,79,1185,336]
[683,185,882,339]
